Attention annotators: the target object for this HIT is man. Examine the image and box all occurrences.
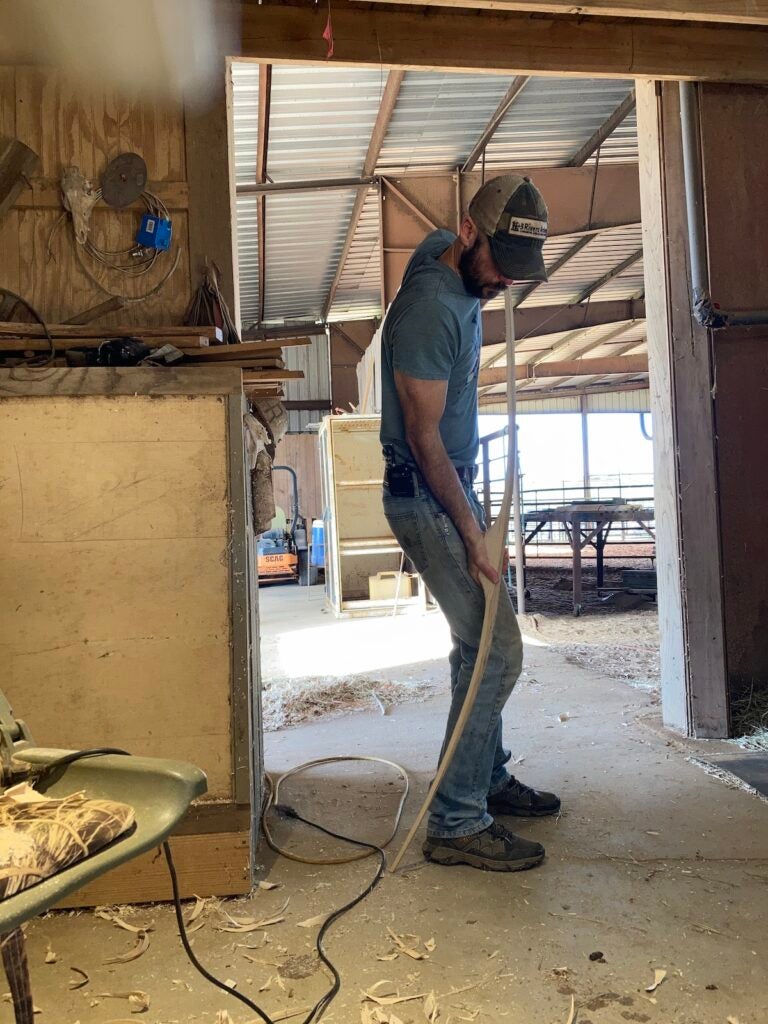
[380,174,561,872]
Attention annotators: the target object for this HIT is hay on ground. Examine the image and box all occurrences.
[553,642,660,691]
[263,676,435,731]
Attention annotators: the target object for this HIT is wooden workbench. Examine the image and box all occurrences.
[523,502,656,615]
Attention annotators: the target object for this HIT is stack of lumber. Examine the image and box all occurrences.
[0,322,223,348]
[178,336,310,399]
[0,323,307,399]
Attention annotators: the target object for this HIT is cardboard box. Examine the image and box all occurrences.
[368,571,413,601]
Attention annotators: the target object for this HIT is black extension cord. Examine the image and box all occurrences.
[31,748,386,1024]
[166,806,385,1024]
[0,288,56,366]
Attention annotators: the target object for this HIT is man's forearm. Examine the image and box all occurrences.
[408,431,483,548]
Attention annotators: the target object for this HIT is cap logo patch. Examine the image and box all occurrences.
[506,216,548,240]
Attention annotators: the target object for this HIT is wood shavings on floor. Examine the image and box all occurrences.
[263,676,435,731]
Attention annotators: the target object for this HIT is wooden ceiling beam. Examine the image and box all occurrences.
[241,4,768,84]
[540,319,640,362]
[483,299,645,352]
[365,0,768,28]
[461,76,530,173]
[479,354,648,386]
[323,70,405,321]
[479,380,650,406]
[512,318,637,390]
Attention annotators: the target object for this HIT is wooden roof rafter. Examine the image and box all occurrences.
[515,319,639,391]
[560,332,647,388]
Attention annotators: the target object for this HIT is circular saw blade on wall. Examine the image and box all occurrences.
[101,152,148,208]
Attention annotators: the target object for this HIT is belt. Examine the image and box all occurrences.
[384,462,477,496]
[456,464,477,485]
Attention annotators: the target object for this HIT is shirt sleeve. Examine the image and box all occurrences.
[390,298,459,381]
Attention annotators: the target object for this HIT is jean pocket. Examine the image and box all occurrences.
[384,508,429,574]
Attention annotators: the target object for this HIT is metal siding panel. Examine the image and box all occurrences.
[284,335,331,406]
[484,389,650,414]
[235,194,260,324]
[587,389,651,413]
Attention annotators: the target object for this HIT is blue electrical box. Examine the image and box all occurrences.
[136,213,172,251]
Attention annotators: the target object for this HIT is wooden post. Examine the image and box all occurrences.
[184,58,239,324]
[571,513,583,616]
[636,80,728,736]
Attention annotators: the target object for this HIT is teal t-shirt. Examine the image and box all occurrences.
[380,230,481,468]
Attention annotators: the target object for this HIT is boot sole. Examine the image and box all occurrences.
[487,805,560,818]
[423,847,545,872]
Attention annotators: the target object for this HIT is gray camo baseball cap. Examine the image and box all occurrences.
[469,174,548,283]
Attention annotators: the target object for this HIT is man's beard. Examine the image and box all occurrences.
[458,238,504,301]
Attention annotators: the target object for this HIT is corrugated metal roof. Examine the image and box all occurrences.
[231,62,260,187]
[263,189,359,323]
[267,66,385,182]
[585,106,638,165]
[232,62,642,383]
[232,63,383,326]
[482,225,643,315]
[484,78,635,168]
[518,224,644,308]
[526,223,642,306]
[236,193,260,324]
[329,187,382,322]
[376,73,512,173]
[479,320,647,401]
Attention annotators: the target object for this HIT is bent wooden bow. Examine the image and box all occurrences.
[390,292,517,872]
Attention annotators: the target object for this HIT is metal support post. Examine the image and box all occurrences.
[580,394,591,498]
[505,288,526,616]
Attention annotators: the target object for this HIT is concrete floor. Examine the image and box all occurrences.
[16,594,768,1024]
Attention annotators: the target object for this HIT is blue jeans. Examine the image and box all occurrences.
[383,475,523,838]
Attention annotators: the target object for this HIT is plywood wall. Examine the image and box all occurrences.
[0,65,193,325]
[0,394,234,798]
[330,320,376,411]
[273,433,323,524]
[702,84,768,700]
